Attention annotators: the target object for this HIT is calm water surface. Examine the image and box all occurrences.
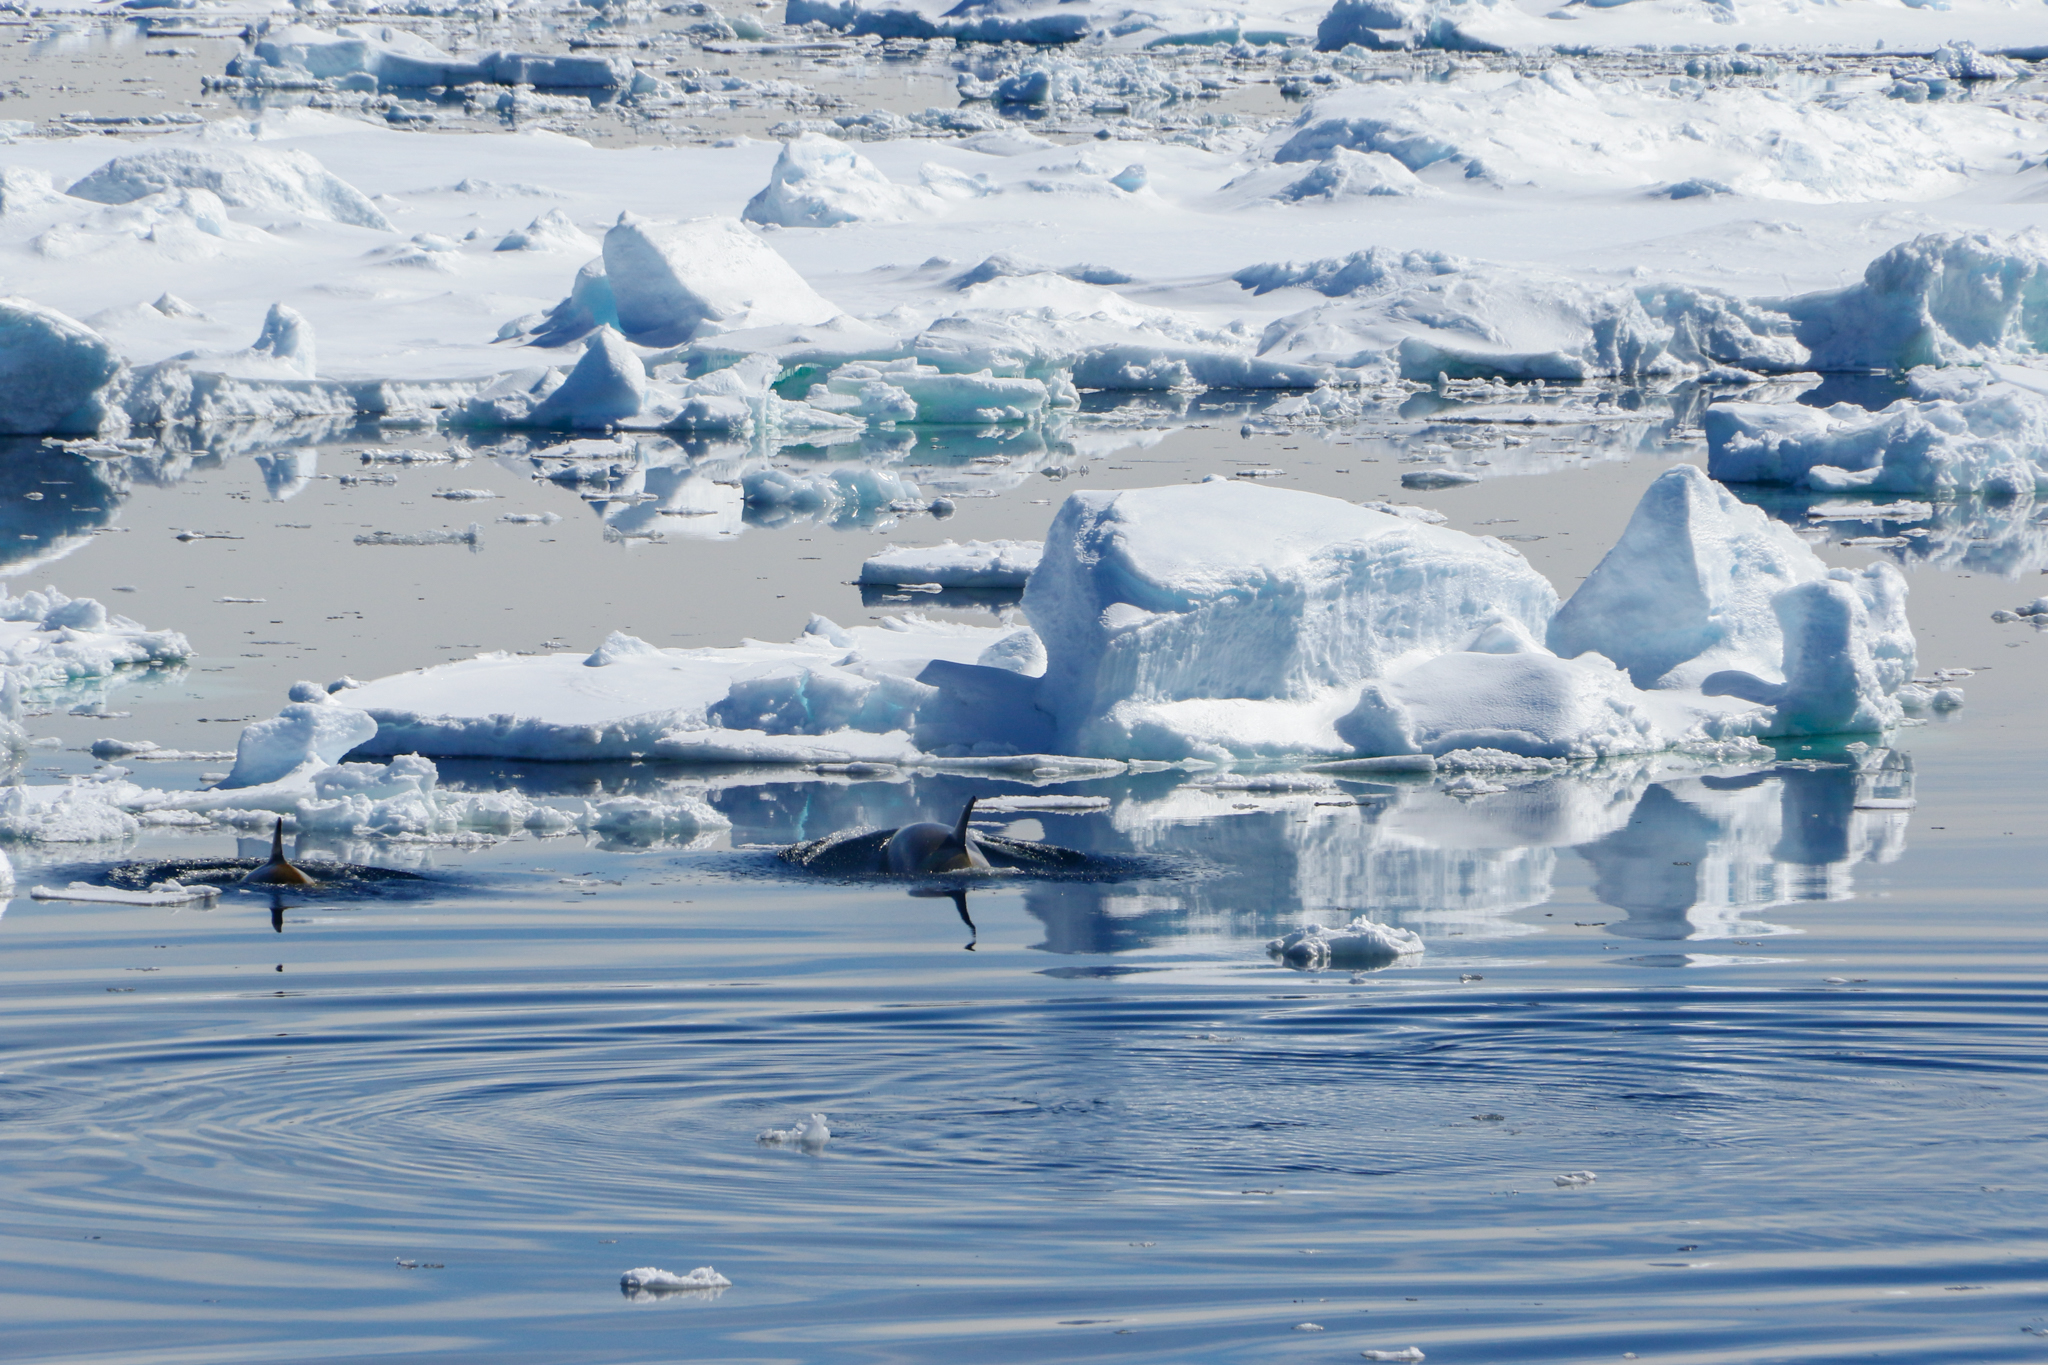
[2,405,2046,1364]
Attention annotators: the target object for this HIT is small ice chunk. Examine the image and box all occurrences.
[1295,1322,1325,1331]
[620,1265,730,1291]
[31,880,218,906]
[434,489,500,501]
[1267,916,1423,970]
[1361,1351,1425,1362]
[757,1112,830,1150]
[1554,1170,1597,1187]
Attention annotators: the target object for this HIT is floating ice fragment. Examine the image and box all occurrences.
[1361,1351,1424,1362]
[757,1112,830,1150]
[498,512,563,525]
[1554,1171,1597,1187]
[1268,916,1423,970]
[354,525,482,548]
[32,880,218,906]
[620,1266,730,1291]
[1295,1322,1324,1331]
[433,489,499,501]
[858,539,1042,589]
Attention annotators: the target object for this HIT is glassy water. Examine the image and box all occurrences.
[3,396,2047,1363]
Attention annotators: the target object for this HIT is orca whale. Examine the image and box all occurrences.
[242,819,316,887]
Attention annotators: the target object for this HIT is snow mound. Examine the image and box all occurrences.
[539,215,840,348]
[1272,67,2035,203]
[1267,915,1424,968]
[858,540,1043,589]
[1780,231,2048,372]
[0,298,126,436]
[742,133,941,227]
[67,147,394,231]
[495,208,598,254]
[1705,370,2048,497]
[1274,147,1438,201]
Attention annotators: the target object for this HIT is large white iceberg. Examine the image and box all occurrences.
[277,470,1921,767]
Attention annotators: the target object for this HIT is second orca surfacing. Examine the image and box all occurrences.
[780,797,1096,879]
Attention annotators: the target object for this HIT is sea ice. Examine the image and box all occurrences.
[1267,915,1424,969]
[742,133,944,227]
[757,1113,831,1149]
[0,298,127,436]
[30,880,218,906]
[858,540,1043,589]
[67,146,394,231]
[310,469,1920,767]
[1706,365,2048,497]
[619,1266,731,1290]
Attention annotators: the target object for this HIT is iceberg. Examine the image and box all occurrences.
[301,469,1921,768]
[1705,367,2048,497]
[1778,231,2048,372]
[0,298,126,436]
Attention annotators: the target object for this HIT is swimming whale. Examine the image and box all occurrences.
[883,798,991,875]
[779,795,1098,878]
[242,819,316,887]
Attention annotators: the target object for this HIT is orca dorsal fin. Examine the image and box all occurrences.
[272,818,286,861]
[952,796,978,848]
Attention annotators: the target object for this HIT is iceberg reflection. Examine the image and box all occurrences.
[681,748,1912,955]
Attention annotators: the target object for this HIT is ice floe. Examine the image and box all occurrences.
[233,468,1923,771]
[1708,363,2048,497]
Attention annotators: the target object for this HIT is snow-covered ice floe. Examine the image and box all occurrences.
[858,540,1043,590]
[1709,363,2048,498]
[256,466,1926,771]
[0,586,191,693]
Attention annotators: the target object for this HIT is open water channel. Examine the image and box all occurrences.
[2,388,2047,1364]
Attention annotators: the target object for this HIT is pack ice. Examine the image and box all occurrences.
[264,468,1922,770]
